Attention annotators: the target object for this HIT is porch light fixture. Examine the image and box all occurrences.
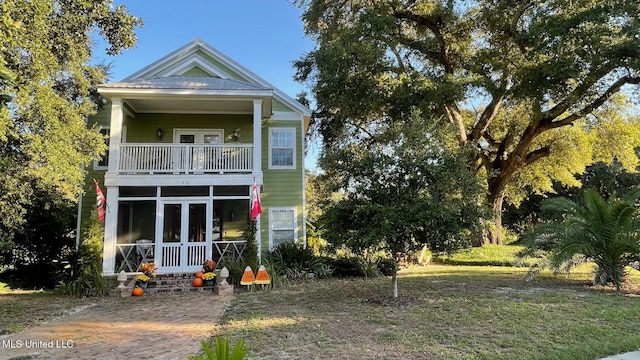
[156,128,163,140]
[232,128,240,142]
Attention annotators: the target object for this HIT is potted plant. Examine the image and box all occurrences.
[202,260,216,273]
[202,272,216,286]
[135,274,150,288]
[139,262,157,277]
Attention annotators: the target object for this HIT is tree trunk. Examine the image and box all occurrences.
[392,270,398,298]
[391,258,398,298]
[491,192,505,245]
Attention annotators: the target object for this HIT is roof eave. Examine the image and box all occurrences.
[97,87,274,99]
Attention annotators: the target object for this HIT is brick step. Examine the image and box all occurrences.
[115,272,228,297]
[143,286,216,295]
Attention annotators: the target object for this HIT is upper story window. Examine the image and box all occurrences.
[93,126,126,170]
[94,127,110,170]
[269,127,296,169]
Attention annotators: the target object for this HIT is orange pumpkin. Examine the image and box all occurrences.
[195,271,204,278]
[192,277,204,287]
[132,287,144,296]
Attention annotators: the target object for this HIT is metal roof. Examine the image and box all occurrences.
[100,76,271,91]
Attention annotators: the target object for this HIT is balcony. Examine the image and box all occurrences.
[117,143,253,174]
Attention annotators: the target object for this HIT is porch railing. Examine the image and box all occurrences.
[115,240,247,273]
[118,143,253,174]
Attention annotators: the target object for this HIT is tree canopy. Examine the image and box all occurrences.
[294,0,640,243]
[319,113,486,296]
[0,0,142,230]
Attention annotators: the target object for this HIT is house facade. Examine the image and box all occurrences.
[78,39,311,276]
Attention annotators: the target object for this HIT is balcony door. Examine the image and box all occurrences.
[157,200,211,273]
[174,129,224,173]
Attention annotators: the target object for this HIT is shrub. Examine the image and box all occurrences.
[189,337,248,360]
[268,242,333,280]
[328,257,381,278]
[525,189,640,291]
[376,258,396,276]
[57,211,105,296]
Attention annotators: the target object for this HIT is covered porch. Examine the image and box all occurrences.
[105,185,255,275]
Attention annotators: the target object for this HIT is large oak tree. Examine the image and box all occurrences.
[294,0,640,243]
[0,0,142,231]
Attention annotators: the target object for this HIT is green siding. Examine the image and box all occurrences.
[260,120,305,253]
[194,50,245,81]
[272,99,296,112]
[124,113,253,143]
[79,107,111,237]
[80,107,305,256]
[179,66,214,77]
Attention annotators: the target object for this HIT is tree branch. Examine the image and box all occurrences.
[541,65,619,122]
[505,1,533,55]
[496,130,514,163]
[470,90,505,143]
[445,104,468,144]
[393,10,453,73]
[544,75,640,130]
[523,147,550,166]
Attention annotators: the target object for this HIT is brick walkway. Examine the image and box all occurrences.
[0,292,232,360]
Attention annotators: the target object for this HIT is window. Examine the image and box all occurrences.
[93,126,126,170]
[269,128,296,169]
[94,127,110,169]
[269,207,297,249]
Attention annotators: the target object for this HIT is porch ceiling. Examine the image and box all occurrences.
[122,96,272,115]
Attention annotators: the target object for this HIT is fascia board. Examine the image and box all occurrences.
[98,87,273,99]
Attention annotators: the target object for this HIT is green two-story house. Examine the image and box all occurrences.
[78,39,311,276]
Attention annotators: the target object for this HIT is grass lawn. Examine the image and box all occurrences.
[433,244,536,267]
[0,287,92,334]
[213,265,640,360]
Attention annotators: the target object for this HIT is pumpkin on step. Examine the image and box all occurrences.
[132,287,144,296]
[192,277,204,287]
[195,271,204,278]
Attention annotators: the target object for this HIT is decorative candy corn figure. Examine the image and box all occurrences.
[240,266,255,286]
[254,265,271,285]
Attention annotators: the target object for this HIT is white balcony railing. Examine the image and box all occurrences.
[118,143,253,174]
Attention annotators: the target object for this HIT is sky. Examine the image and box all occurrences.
[97,0,319,168]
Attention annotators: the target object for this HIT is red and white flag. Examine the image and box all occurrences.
[94,179,106,221]
[250,180,262,220]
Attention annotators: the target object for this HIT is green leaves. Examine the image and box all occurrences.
[320,112,487,262]
[0,0,142,230]
[526,189,640,290]
[189,337,249,360]
[297,0,640,243]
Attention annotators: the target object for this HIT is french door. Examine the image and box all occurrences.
[174,129,224,173]
[157,200,211,273]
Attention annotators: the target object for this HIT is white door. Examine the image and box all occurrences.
[157,201,211,273]
[174,129,224,173]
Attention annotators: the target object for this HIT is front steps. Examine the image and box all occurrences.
[113,272,233,297]
[145,273,215,295]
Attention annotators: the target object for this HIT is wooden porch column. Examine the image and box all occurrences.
[102,186,119,275]
[252,100,263,261]
[107,98,123,174]
[252,99,262,178]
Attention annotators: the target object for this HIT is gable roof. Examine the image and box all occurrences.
[112,38,311,118]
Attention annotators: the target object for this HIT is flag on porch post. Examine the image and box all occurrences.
[250,179,262,220]
[94,179,106,221]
